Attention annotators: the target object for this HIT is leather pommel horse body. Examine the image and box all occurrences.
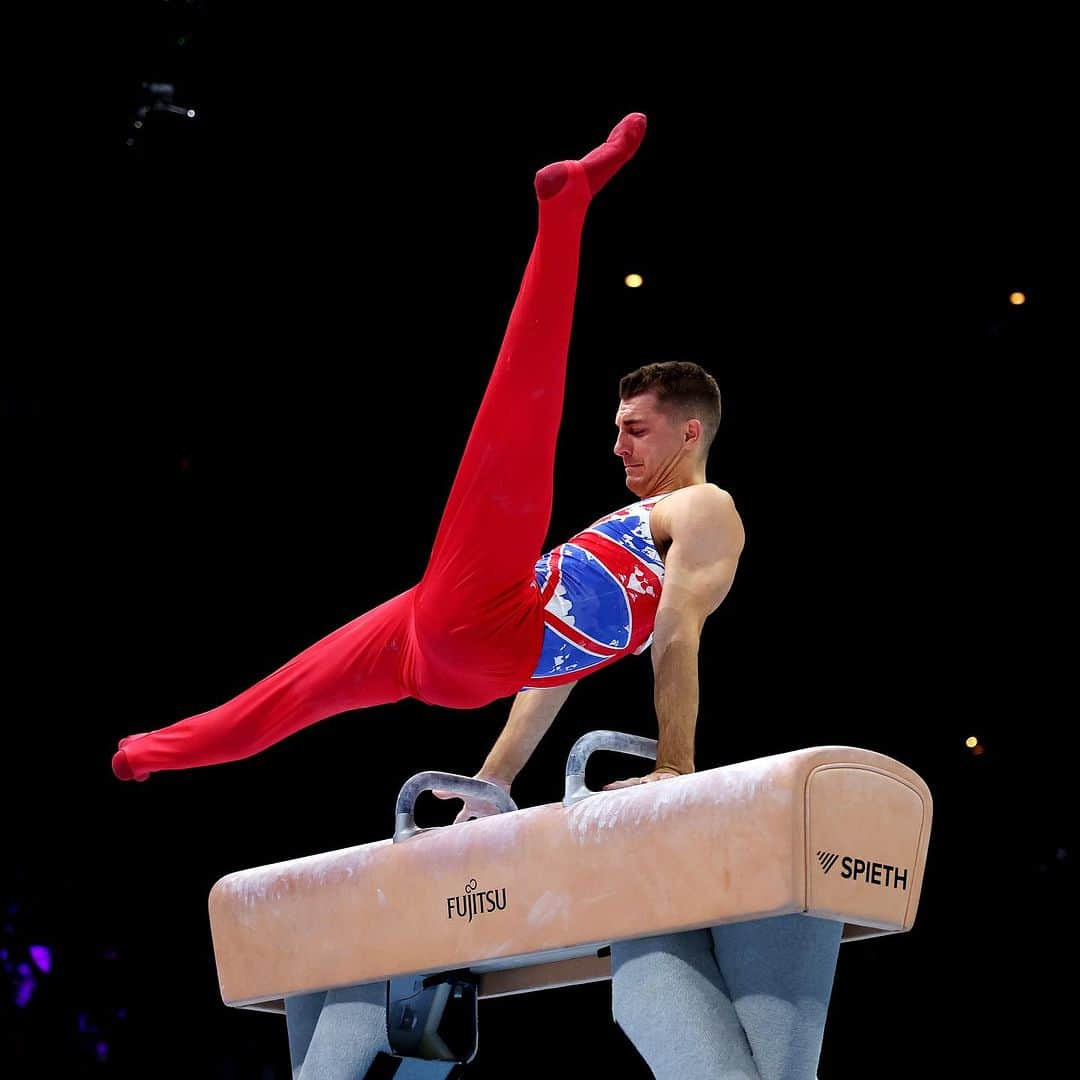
[208,737,932,1051]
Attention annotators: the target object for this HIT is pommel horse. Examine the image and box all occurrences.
[208,734,932,1077]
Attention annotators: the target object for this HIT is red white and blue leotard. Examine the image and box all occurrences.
[522,494,674,688]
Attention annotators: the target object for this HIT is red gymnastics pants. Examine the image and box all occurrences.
[115,162,597,780]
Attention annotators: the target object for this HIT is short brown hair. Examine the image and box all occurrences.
[619,361,721,458]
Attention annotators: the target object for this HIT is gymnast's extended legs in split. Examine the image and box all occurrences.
[111,114,648,783]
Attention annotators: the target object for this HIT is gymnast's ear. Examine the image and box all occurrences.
[683,418,702,445]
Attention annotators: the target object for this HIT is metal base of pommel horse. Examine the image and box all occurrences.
[207,734,933,1078]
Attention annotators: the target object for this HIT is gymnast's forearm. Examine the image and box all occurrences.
[478,683,576,784]
[650,620,700,775]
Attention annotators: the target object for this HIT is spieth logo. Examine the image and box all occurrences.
[817,851,841,875]
[817,850,909,890]
[446,878,508,923]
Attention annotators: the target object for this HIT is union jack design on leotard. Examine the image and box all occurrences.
[521,493,675,688]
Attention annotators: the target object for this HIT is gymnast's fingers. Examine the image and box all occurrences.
[602,777,644,790]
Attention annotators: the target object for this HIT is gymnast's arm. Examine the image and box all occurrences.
[434,683,575,822]
[648,486,745,777]
[477,682,577,786]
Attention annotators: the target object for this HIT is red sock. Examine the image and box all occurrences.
[112,748,147,782]
[535,112,647,200]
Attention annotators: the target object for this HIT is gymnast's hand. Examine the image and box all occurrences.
[602,767,684,790]
[433,774,514,825]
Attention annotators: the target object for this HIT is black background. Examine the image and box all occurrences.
[2,4,1072,1076]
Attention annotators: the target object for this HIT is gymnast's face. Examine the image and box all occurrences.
[614,392,695,497]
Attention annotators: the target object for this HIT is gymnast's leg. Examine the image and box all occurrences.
[112,587,416,780]
[411,114,647,701]
[611,929,761,1079]
[709,915,843,1080]
[111,116,647,779]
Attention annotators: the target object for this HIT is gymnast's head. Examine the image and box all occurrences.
[614,361,721,497]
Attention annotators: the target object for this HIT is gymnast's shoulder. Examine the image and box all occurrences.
[652,483,744,552]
